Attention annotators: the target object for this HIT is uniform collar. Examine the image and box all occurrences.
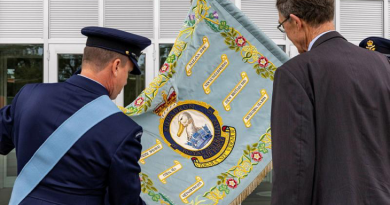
[311,31,347,50]
[66,75,109,96]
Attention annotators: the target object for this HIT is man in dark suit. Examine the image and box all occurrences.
[0,27,150,205]
[271,0,390,205]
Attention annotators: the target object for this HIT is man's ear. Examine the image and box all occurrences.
[111,59,121,77]
[290,14,303,30]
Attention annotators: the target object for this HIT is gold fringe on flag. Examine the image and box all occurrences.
[229,161,273,205]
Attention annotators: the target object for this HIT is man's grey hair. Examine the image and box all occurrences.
[82,46,128,72]
[276,0,334,27]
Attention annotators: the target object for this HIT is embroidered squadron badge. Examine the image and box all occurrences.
[159,100,236,168]
[366,40,376,51]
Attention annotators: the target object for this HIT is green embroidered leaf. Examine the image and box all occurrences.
[246,145,251,151]
[235,47,240,52]
[142,187,146,193]
[259,68,266,72]
[225,39,231,45]
[256,69,262,75]
[244,150,249,155]
[217,175,224,180]
[254,64,260,69]
[221,32,227,38]
[151,187,158,192]
[265,72,270,77]
[148,191,155,196]
[203,192,210,197]
[253,143,259,148]
[259,134,266,141]
[261,73,267,78]
[222,173,228,177]
[217,180,222,185]
[251,147,257,151]
[152,194,160,202]
[229,46,236,50]
[270,75,274,81]
[226,189,230,194]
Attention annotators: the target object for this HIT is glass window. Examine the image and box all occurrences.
[58,54,83,82]
[278,45,286,53]
[0,45,43,201]
[124,54,146,106]
[159,44,174,68]
[0,45,43,108]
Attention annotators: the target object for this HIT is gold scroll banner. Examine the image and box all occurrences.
[223,72,249,111]
[186,36,210,76]
[243,89,269,128]
[139,139,163,164]
[158,160,183,184]
[203,54,230,94]
[180,176,205,204]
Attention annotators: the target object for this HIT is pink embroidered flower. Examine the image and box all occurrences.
[251,151,263,162]
[226,178,238,189]
[134,97,145,107]
[258,56,269,68]
[235,36,247,47]
[160,63,170,73]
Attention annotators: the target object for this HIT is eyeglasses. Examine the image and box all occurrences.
[277,16,290,33]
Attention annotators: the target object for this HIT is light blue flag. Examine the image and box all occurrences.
[120,0,289,204]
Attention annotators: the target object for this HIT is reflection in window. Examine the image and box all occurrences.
[159,44,174,68]
[124,54,146,106]
[58,54,83,82]
[0,45,43,109]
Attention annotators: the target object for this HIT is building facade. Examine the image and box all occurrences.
[0,0,388,204]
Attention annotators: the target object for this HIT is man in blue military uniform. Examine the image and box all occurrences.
[359,36,390,59]
[0,26,150,205]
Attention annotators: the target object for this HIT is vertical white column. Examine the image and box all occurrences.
[384,0,388,38]
[335,0,341,32]
[99,0,104,27]
[154,0,160,78]
[44,0,50,83]
[235,0,241,10]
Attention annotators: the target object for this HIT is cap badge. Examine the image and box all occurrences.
[366,40,376,51]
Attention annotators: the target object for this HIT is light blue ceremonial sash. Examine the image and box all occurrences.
[9,95,120,205]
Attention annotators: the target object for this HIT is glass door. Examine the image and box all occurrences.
[0,44,44,188]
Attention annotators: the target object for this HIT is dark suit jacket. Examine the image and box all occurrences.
[271,31,390,205]
[0,75,145,205]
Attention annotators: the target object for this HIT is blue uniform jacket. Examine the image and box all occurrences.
[0,75,145,205]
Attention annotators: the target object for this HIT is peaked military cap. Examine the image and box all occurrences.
[81,26,151,75]
[359,37,390,58]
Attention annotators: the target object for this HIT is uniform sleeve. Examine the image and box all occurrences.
[270,67,315,205]
[107,126,145,205]
[0,86,26,155]
[0,105,15,155]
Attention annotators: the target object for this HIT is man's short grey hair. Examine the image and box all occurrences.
[276,0,334,27]
[82,46,128,72]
